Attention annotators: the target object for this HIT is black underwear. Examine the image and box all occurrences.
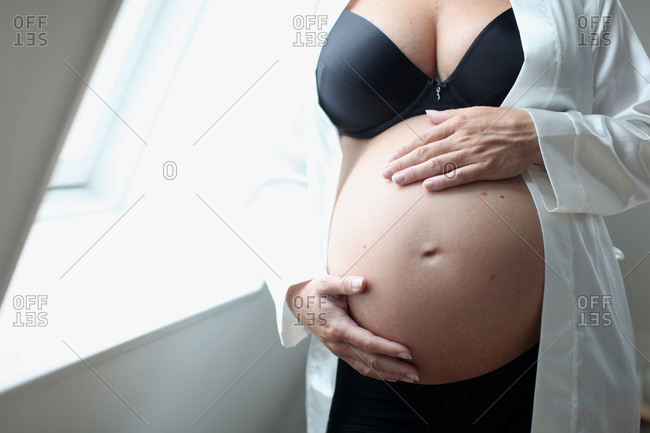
[326,342,539,433]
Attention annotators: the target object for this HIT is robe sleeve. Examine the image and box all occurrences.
[240,14,327,346]
[524,0,650,215]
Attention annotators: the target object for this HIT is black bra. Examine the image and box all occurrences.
[316,8,524,139]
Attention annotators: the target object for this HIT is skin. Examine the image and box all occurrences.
[328,116,544,384]
[287,0,545,383]
[287,276,419,382]
[382,108,544,190]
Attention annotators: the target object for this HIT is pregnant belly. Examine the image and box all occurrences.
[327,115,545,384]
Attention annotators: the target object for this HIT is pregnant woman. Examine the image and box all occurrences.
[319,0,545,430]
[251,0,650,431]
[321,1,544,430]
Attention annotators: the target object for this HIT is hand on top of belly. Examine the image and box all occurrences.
[286,275,420,383]
[381,107,544,191]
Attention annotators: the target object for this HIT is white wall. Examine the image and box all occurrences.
[0,288,309,433]
[0,0,119,317]
[606,0,650,370]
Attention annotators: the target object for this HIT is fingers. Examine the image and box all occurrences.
[384,120,455,167]
[382,138,450,182]
[300,274,420,382]
[340,353,420,382]
[423,163,485,191]
[316,274,366,296]
[424,108,458,124]
[384,107,501,187]
[334,330,418,382]
[319,321,420,381]
[390,149,467,186]
[327,319,419,381]
[338,319,411,360]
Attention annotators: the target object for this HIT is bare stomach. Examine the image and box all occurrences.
[327,115,544,384]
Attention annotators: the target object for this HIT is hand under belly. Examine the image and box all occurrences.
[327,115,545,384]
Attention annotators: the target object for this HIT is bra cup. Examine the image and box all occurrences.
[316,9,523,138]
[316,64,407,134]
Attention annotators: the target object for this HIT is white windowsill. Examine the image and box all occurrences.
[0,191,266,393]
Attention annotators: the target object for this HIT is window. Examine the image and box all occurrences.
[1,0,301,389]
[48,0,150,189]
[40,0,212,218]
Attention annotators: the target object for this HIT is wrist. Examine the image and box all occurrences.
[515,109,544,167]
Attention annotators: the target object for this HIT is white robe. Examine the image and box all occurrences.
[246,0,650,431]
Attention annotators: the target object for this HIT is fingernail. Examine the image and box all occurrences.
[351,277,363,289]
[406,374,419,382]
[424,179,435,190]
[392,173,405,184]
[382,166,394,178]
[387,152,398,162]
[397,353,412,360]
[401,376,415,384]
[425,109,438,115]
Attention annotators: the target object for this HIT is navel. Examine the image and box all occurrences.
[421,248,438,259]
